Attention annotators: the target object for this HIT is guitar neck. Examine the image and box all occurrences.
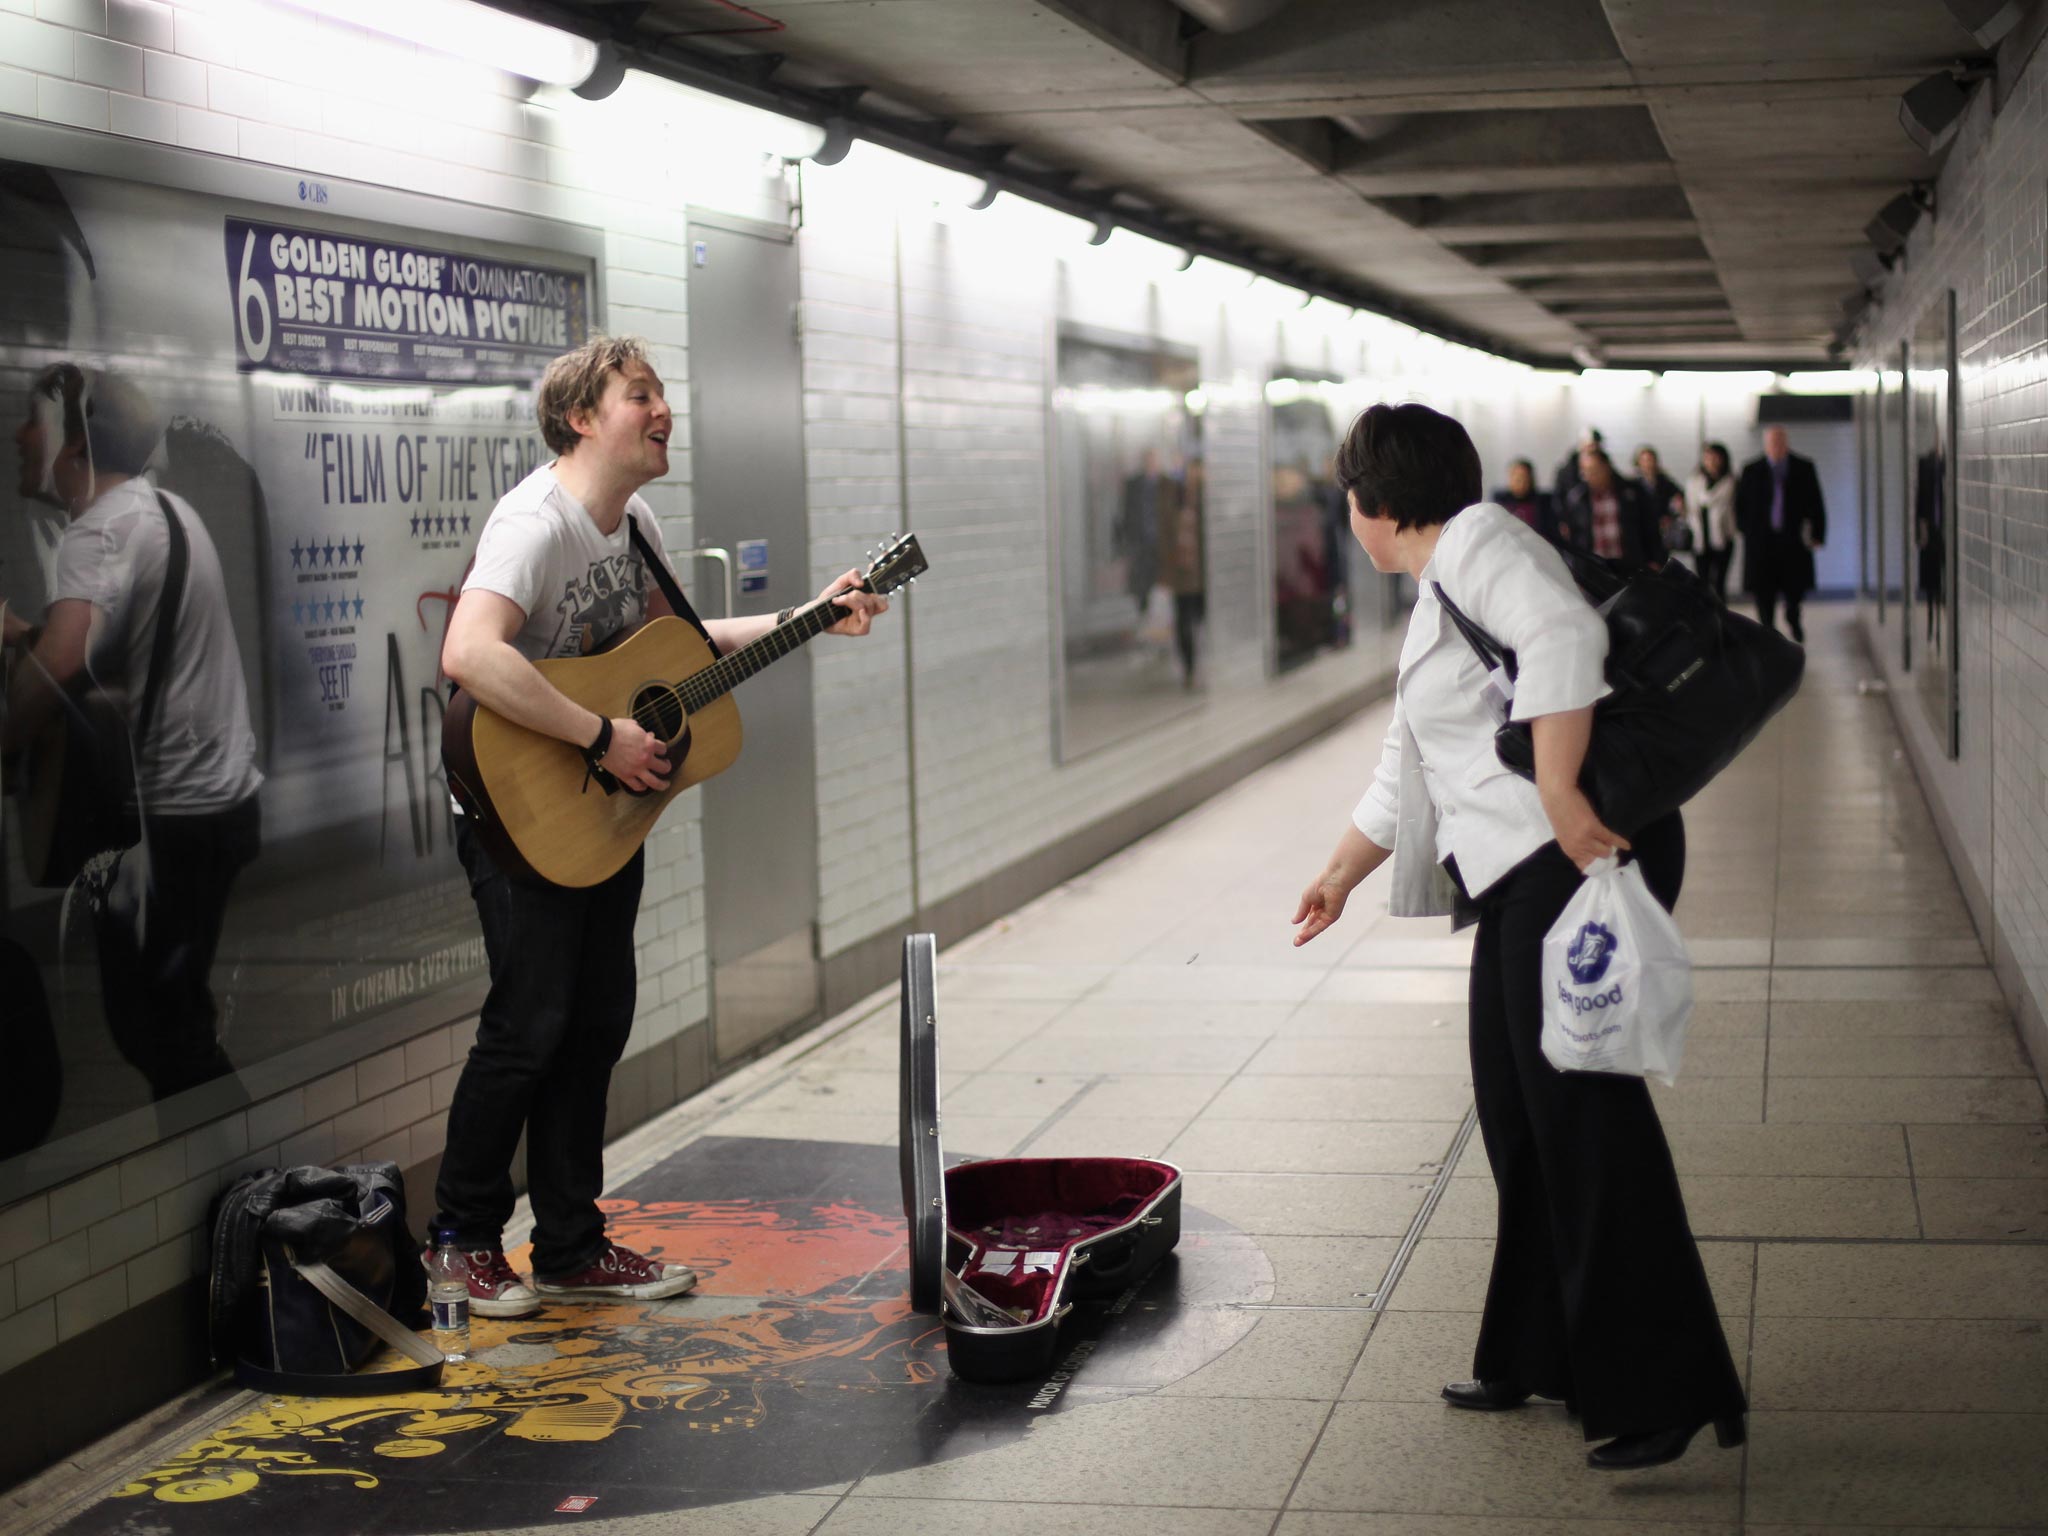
[673,594,854,714]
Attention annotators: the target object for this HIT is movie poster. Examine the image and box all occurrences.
[0,158,593,1172]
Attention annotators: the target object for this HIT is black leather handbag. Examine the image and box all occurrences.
[1433,544,1804,835]
[209,1163,443,1395]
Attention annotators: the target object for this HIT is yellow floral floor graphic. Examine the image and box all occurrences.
[68,1138,1261,1535]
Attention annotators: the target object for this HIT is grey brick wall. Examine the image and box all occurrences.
[1853,38,2048,1084]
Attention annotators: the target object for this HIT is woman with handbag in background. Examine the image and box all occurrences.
[1289,402,1746,1471]
[1685,442,1738,605]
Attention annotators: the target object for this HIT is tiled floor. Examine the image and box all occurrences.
[18,604,2048,1535]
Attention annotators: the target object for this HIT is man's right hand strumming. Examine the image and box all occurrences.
[597,716,671,792]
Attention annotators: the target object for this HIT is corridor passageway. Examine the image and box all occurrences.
[20,604,2045,1535]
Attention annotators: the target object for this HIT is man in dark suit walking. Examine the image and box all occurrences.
[1734,426,1825,641]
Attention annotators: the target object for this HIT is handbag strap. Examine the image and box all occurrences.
[234,1252,445,1397]
[132,491,190,768]
[627,514,717,651]
[1429,580,1516,680]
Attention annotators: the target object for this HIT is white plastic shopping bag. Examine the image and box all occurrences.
[1540,856,1694,1086]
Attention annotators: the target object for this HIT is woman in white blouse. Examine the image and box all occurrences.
[1291,403,1745,1471]
[1684,441,1739,605]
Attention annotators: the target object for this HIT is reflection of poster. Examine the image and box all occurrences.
[252,375,548,833]
[225,217,588,383]
[0,154,592,1171]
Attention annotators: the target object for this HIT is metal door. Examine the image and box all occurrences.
[684,216,819,1064]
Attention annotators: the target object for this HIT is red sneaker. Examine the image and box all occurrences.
[432,1246,540,1318]
[533,1241,699,1301]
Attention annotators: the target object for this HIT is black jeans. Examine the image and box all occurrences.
[97,794,261,1101]
[1696,544,1731,606]
[435,819,643,1276]
[1465,813,1746,1441]
[1173,591,1205,683]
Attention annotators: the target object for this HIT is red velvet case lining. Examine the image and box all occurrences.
[943,1158,1176,1323]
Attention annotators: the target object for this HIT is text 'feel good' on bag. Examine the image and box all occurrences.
[1434,540,1804,836]
[209,1162,442,1396]
[1540,857,1694,1086]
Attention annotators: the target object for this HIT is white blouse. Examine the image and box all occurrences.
[1685,471,1737,552]
[1353,502,1611,906]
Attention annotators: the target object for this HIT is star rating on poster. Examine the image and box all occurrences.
[293,535,370,570]
[292,590,365,630]
[407,510,476,542]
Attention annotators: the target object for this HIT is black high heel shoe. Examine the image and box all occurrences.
[1587,1414,1745,1471]
[1441,1380,1532,1411]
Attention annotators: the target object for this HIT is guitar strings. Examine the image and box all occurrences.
[622,599,838,735]
[614,557,910,737]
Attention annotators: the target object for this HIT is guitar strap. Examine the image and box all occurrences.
[133,490,191,775]
[627,515,719,654]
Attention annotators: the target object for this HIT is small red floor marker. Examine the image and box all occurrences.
[555,1496,600,1514]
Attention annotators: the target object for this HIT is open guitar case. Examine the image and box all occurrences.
[899,934,1182,1382]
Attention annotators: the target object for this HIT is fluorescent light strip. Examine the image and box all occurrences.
[269,0,600,86]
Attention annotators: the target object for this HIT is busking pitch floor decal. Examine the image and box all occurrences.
[62,1138,1270,1536]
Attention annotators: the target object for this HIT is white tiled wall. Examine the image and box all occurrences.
[0,0,743,1384]
[1854,38,2048,1082]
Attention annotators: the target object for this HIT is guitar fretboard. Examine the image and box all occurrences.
[672,595,850,714]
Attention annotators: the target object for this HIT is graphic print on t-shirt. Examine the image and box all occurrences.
[547,549,647,656]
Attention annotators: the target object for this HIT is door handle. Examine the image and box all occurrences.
[674,547,734,619]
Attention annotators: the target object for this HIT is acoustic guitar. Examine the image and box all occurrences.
[442,533,927,888]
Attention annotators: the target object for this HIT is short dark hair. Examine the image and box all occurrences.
[32,364,161,476]
[1335,402,1482,531]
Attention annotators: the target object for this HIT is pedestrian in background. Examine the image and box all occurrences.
[1633,445,1686,557]
[1734,426,1825,641]
[1685,442,1738,605]
[1491,457,1555,539]
[1557,446,1665,569]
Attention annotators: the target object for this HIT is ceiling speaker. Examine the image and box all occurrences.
[1865,191,1925,255]
[1900,72,1971,154]
[1942,0,2027,47]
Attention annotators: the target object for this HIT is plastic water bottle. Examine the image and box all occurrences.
[425,1229,470,1363]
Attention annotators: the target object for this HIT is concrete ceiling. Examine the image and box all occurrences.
[517,0,1983,366]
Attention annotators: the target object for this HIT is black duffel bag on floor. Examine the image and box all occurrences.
[1434,543,1805,836]
[209,1162,444,1396]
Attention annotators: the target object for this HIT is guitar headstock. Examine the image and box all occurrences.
[862,533,929,597]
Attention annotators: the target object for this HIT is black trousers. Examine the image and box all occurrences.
[435,819,642,1276]
[97,794,261,1101]
[1465,814,1745,1441]
[1695,544,1731,606]
[1753,578,1804,640]
[1173,591,1205,682]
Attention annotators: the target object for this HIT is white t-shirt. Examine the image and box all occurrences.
[463,463,681,659]
[52,478,262,814]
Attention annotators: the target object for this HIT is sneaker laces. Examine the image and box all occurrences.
[596,1243,662,1281]
[465,1248,524,1291]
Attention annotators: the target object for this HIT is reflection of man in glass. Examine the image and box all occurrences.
[1915,429,1945,650]
[3,365,262,1100]
[1158,455,1206,689]
[1117,447,1167,619]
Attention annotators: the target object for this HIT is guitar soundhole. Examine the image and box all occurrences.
[632,684,687,745]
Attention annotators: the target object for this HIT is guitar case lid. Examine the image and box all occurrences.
[899,932,944,1314]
